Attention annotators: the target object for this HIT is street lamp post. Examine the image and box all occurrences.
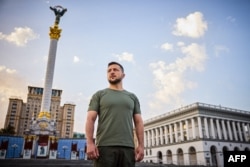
[62,146,68,159]
[11,144,18,158]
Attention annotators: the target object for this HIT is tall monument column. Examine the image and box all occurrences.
[39,5,67,119]
[24,6,67,159]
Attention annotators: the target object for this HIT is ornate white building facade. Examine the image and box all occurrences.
[143,102,250,167]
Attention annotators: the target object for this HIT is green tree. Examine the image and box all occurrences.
[0,124,15,135]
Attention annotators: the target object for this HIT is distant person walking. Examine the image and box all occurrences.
[85,61,144,167]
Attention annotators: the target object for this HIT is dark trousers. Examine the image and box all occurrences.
[94,146,135,167]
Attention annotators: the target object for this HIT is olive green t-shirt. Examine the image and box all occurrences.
[88,88,141,148]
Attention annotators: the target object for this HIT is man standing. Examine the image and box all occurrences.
[85,61,144,167]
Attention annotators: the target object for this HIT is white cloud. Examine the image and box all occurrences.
[149,43,207,110]
[0,66,27,128]
[180,43,207,72]
[214,45,230,57]
[0,66,17,74]
[161,43,173,51]
[177,41,185,47]
[0,27,39,46]
[0,66,27,97]
[114,52,135,63]
[73,56,80,63]
[173,12,208,38]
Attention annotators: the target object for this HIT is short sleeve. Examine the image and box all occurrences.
[88,91,100,113]
[131,93,141,115]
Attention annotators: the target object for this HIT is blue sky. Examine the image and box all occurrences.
[0,0,250,133]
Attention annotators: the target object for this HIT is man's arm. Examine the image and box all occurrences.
[85,111,99,159]
[133,114,144,162]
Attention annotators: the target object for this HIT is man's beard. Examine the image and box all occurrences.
[108,77,122,85]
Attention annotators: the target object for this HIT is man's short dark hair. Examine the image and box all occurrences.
[108,61,124,72]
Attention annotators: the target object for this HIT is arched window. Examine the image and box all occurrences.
[157,151,163,164]
[189,146,197,165]
[210,146,218,166]
[166,150,172,164]
[177,148,184,165]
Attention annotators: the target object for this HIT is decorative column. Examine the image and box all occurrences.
[160,127,163,145]
[164,126,168,144]
[155,128,159,146]
[174,123,178,142]
[148,130,151,147]
[227,120,233,140]
[232,121,238,140]
[237,122,243,141]
[198,117,203,138]
[247,124,250,140]
[204,117,209,138]
[185,120,190,140]
[242,123,248,142]
[191,118,196,139]
[144,131,147,147]
[210,118,216,139]
[216,119,222,139]
[221,120,227,140]
[169,124,173,143]
[180,121,184,141]
[152,129,155,146]
[148,130,150,147]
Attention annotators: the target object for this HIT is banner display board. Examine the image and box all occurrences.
[0,139,8,159]
[71,151,77,160]
[37,135,49,157]
[0,150,6,159]
[23,149,32,159]
[49,150,57,159]
[37,145,48,157]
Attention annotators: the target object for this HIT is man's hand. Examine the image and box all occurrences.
[86,143,99,160]
[135,145,144,162]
